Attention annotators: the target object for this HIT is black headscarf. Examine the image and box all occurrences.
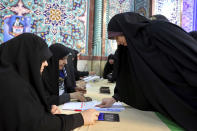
[71,49,79,69]
[0,33,52,110]
[189,31,197,41]
[42,43,71,103]
[0,33,84,131]
[65,53,77,91]
[108,12,197,130]
[70,49,89,81]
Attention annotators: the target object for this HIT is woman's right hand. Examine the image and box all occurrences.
[81,109,99,125]
[75,86,87,94]
[96,97,116,108]
[70,92,86,101]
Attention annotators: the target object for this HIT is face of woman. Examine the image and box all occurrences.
[40,61,48,74]
[59,56,68,70]
[109,59,114,64]
[115,35,127,46]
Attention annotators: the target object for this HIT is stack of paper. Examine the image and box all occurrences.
[83,75,100,82]
[62,100,125,112]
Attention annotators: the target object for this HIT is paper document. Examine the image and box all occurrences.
[83,75,100,82]
[62,100,125,112]
[85,83,91,88]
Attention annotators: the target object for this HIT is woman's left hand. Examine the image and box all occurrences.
[51,105,61,115]
[75,86,87,94]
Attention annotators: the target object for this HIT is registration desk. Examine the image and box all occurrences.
[59,79,170,131]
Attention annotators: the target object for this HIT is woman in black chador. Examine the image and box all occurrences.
[97,12,197,131]
[103,54,117,82]
[42,43,86,106]
[71,49,95,80]
[0,33,99,131]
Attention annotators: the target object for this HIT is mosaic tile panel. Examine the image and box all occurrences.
[192,0,197,31]
[135,0,150,17]
[0,0,90,55]
[105,0,150,56]
[182,0,195,32]
[106,0,135,56]
[153,0,182,26]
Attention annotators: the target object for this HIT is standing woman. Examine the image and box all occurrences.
[42,43,86,106]
[97,12,197,130]
[0,33,99,131]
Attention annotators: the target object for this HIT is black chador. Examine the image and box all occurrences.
[109,12,197,131]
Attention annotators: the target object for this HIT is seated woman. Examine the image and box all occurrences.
[0,33,99,131]
[103,54,116,82]
[64,51,86,94]
[71,49,95,80]
[42,43,86,106]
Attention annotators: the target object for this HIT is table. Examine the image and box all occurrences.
[60,79,170,131]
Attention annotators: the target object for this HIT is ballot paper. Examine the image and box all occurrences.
[83,75,100,82]
[85,83,91,88]
[62,100,125,112]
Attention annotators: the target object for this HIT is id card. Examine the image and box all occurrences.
[98,113,120,122]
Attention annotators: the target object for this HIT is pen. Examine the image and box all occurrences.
[74,109,82,111]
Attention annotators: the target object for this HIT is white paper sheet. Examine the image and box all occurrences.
[62,100,125,112]
[83,75,100,82]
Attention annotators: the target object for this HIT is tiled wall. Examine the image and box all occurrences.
[152,0,197,32]
[0,0,90,55]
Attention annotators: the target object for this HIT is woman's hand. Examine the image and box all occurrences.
[96,97,116,108]
[70,92,86,101]
[89,71,96,75]
[81,109,99,125]
[51,105,61,114]
[75,86,87,94]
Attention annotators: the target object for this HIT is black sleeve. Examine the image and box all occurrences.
[46,94,59,105]
[112,85,121,101]
[75,70,89,80]
[111,50,119,82]
[112,93,121,102]
[66,86,76,93]
[77,71,89,77]
[46,93,70,106]
[65,63,77,92]
[64,77,76,93]
[111,62,117,82]
[103,64,110,79]
[55,113,84,131]
[74,68,80,81]
[58,93,71,105]
[38,113,84,131]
